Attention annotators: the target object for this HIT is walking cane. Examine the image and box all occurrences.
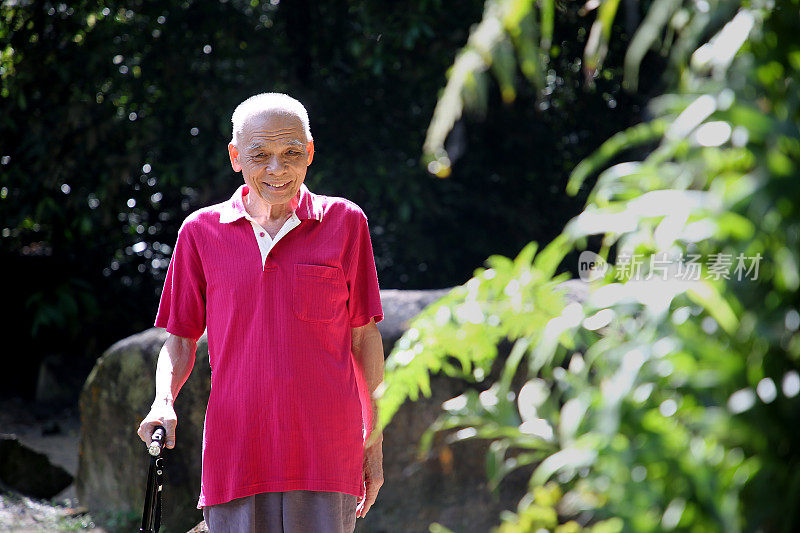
[140,426,166,533]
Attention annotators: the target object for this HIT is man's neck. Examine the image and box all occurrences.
[244,192,293,223]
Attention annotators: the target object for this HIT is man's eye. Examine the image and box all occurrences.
[287,150,300,156]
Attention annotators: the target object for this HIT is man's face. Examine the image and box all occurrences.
[228,111,314,207]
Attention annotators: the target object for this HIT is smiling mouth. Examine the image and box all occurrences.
[264,182,291,191]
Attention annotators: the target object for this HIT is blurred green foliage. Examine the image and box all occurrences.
[382,0,800,530]
[0,0,647,396]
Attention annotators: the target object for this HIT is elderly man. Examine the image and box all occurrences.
[137,93,385,533]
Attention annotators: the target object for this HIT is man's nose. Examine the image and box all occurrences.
[266,155,284,173]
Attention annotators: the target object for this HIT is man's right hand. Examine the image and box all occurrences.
[138,403,178,450]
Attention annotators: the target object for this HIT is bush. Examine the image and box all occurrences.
[381,0,800,530]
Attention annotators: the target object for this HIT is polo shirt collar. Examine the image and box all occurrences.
[219,183,323,223]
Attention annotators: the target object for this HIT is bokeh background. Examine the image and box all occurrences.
[2,0,800,531]
[0,0,653,400]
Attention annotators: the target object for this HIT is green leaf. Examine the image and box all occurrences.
[567,120,668,196]
[583,0,621,78]
[623,0,682,92]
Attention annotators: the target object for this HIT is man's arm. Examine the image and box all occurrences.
[351,318,384,518]
[137,333,197,449]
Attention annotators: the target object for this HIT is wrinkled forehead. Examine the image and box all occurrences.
[239,110,307,146]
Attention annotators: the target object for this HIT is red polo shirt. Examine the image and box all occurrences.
[155,184,383,508]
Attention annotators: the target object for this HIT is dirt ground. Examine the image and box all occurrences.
[0,398,105,532]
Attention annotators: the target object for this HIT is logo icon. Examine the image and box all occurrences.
[578,251,609,282]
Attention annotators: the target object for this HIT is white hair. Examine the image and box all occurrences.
[230,93,312,145]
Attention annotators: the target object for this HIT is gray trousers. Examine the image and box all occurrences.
[202,490,358,533]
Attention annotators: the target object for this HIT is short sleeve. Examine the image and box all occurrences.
[344,211,383,328]
[154,219,207,339]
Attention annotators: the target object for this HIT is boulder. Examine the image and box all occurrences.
[77,327,206,533]
[78,288,532,533]
[0,434,73,499]
[375,288,450,353]
[35,354,88,405]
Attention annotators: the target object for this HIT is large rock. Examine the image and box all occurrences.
[35,354,88,405]
[77,327,206,533]
[78,288,532,532]
[0,435,73,499]
[375,288,450,353]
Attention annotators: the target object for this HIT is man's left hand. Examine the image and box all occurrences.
[356,437,383,518]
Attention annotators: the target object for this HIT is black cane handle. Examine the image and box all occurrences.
[148,426,166,457]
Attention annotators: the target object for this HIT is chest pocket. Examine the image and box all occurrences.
[293,264,345,322]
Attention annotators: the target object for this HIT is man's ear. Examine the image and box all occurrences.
[306,140,315,166]
[228,143,243,172]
